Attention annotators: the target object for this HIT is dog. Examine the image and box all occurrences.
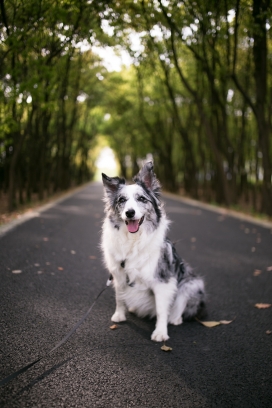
[101,161,206,342]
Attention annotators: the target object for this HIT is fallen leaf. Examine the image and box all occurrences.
[161,344,173,352]
[255,303,271,309]
[43,237,49,241]
[195,318,235,328]
[34,263,40,267]
[71,250,76,255]
[197,320,221,328]
[267,266,272,271]
[221,319,236,324]
[12,270,22,274]
[110,324,118,330]
[191,237,196,242]
[251,247,256,252]
[58,267,64,271]
[266,330,272,335]
[37,271,43,274]
[89,256,97,260]
[253,269,262,276]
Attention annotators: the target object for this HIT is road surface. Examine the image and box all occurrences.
[0,182,272,407]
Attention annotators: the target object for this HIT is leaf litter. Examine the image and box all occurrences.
[255,303,271,309]
[161,343,172,352]
[195,317,235,328]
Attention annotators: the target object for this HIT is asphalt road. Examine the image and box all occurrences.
[0,182,272,408]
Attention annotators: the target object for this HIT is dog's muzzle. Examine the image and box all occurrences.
[125,216,144,233]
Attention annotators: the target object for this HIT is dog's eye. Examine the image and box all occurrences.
[138,196,147,203]
[118,197,126,204]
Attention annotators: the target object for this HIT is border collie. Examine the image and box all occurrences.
[101,162,206,342]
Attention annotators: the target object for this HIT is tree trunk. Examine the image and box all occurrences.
[252,0,272,215]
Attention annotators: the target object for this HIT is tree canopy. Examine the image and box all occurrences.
[1,0,272,215]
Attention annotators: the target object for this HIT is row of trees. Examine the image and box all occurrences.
[1,0,272,215]
[102,0,272,215]
[0,0,111,211]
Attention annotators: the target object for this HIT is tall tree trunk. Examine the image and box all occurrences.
[252,0,272,215]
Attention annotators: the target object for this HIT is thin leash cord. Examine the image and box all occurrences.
[0,285,108,387]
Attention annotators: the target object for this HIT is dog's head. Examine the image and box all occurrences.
[102,161,162,233]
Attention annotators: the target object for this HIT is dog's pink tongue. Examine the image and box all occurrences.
[127,220,139,233]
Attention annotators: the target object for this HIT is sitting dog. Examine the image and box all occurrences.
[101,161,206,342]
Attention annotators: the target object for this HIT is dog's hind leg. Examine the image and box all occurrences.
[177,278,205,322]
[168,295,188,325]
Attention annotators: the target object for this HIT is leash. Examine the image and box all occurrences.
[0,285,108,387]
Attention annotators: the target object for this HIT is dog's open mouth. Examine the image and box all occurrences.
[125,216,144,233]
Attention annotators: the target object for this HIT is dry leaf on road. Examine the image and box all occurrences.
[219,320,235,325]
[58,267,64,271]
[196,318,234,328]
[110,324,118,330]
[253,269,262,276]
[161,344,173,351]
[267,266,272,271]
[266,330,272,335]
[255,303,271,309]
[197,320,221,328]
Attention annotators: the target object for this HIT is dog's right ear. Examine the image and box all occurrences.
[102,173,125,196]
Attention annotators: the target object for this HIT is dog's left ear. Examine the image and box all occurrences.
[102,173,125,195]
[134,161,160,195]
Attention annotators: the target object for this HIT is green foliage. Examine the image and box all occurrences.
[0,0,112,209]
[104,0,272,212]
[1,0,272,215]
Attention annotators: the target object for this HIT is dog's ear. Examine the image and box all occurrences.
[134,161,160,195]
[102,173,125,196]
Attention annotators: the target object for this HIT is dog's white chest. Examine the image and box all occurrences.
[102,218,164,285]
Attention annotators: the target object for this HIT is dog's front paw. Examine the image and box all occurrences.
[111,311,126,322]
[151,328,169,342]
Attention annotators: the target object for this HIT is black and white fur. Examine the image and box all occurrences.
[101,162,206,342]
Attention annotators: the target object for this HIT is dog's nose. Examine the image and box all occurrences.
[125,209,135,219]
